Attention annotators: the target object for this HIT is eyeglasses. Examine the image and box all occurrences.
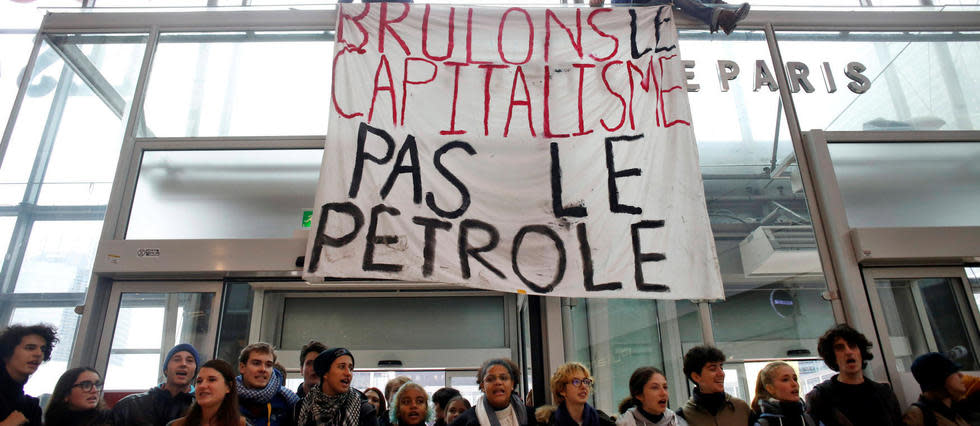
[72,380,104,392]
[569,378,593,387]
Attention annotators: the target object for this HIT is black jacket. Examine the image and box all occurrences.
[112,386,194,426]
[534,404,615,426]
[46,407,114,426]
[0,367,42,425]
[450,404,537,426]
[804,375,902,426]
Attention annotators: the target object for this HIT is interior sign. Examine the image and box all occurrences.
[304,4,724,299]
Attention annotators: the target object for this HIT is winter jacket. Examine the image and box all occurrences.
[534,404,616,426]
[112,386,195,426]
[240,391,297,426]
[676,390,752,426]
[46,406,114,426]
[805,375,902,426]
[902,395,969,426]
[753,399,816,426]
[616,407,682,426]
[0,366,42,425]
[449,404,537,426]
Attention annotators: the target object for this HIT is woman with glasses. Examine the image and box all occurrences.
[449,358,535,426]
[45,367,113,426]
[535,363,614,426]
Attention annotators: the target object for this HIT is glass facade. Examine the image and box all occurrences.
[0,1,977,412]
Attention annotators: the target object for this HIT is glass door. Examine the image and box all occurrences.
[96,281,223,391]
[863,267,980,404]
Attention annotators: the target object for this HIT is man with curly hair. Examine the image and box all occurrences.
[0,323,58,426]
[805,324,902,426]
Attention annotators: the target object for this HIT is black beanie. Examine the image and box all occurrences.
[911,352,960,392]
[314,347,354,378]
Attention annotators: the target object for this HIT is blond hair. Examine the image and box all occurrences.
[549,362,593,404]
[751,361,793,412]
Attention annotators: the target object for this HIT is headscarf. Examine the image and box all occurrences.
[298,385,362,426]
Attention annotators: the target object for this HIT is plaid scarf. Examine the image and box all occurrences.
[236,368,301,406]
[298,386,362,426]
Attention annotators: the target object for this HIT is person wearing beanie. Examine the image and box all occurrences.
[113,342,200,426]
[296,347,378,426]
[805,324,903,426]
[236,342,299,426]
[676,346,752,426]
[903,352,969,426]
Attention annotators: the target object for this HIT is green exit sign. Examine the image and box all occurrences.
[301,209,314,228]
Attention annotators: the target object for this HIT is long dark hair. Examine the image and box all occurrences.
[618,367,665,414]
[365,387,387,415]
[183,359,241,426]
[45,367,109,425]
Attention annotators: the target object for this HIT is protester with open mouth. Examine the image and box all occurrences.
[534,362,614,426]
[902,352,970,426]
[616,367,679,426]
[0,323,58,426]
[750,362,816,426]
[297,347,378,426]
[44,367,112,426]
[169,359,247,426]
[389,382,434,426]
[113,342,200,426]
[449,358,535,426]
[676,346,752,425]
[805,324,902,426]
[236,342,300,426]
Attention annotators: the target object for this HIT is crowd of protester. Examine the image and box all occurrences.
[1,323,978,425]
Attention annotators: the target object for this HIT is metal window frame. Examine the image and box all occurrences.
[1,3,979,399]
[861,266,980,405]
[94,280,224,382]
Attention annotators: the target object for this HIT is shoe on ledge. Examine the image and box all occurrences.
[717,2,750,35]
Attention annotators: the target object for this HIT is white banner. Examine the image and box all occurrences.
[304,4,723,299]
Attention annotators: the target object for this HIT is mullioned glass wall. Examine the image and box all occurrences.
[0,0,978,407]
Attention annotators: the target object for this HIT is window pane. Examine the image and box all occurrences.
[829,142,980,228]
[0,34,36,137]
[38,34,147,205]
[126,149,322,239]
[876,277,980,372]
[9,306,81,397]
[779,31,980,132]
[570,299,664,412]
[105,292,215,391]
[683,30,834,360]
[0,216,17,269]
[0,41,65,205]
[141,32,333,137]
[683,30,795,175]
[14,220,102,293]
[280,296,506,350]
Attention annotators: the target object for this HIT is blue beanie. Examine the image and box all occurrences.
[164,343,201,374]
